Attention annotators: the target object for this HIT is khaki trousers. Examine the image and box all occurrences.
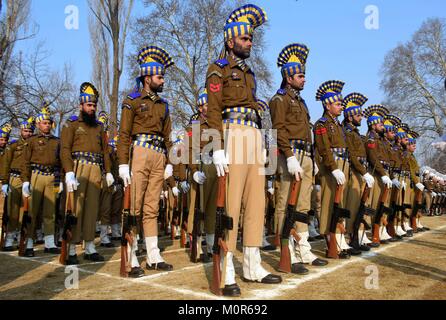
[345,170,364,233]
[131,146,165,237]
[71,162,102,243]
[7,176,23,232]
[29,172,56,237]
[224,124,265,252]
[275,152,313,235]
[319,159,350,235]
[99,184,123,225]
[0,182,4,226]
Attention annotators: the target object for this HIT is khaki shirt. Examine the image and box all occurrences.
[314,112,347,172]
[185,113,211,175]
[22,134,61,182]
[0,146,11,183]
[60,114,111,173]
[2,137,30,180]
[270,88,312,159]
[365,130,389,177]
[408,153,420,185]
[117,88,172,165]
[343,122,367,176]
[205,55,259,150]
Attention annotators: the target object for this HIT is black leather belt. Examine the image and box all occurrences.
[72,152,104,165]
[290,140,313,154]
[31,164,58,174]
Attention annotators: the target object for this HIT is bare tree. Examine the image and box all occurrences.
[88,0,134,135]
[129,0,272,129]
[381,18,446,161]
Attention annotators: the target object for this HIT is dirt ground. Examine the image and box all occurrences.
[1,215,445,300]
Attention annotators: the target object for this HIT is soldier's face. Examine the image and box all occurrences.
[288,74,306,91]
[0,137,7,148]
[351,114,362,126]
[38,120,52,135]
[201,103,208,117]
[374,122,384,133]
[229,35,253,59]
[386,131,395,140]
[81,102,97,116]
[401,137,409,145]
[408,143,416,152]
[148,75,165,93]
[326,101,343,117]
[21,128,33,139]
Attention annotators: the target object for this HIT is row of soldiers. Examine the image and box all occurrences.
[1,3,445,297]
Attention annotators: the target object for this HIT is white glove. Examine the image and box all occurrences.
[415,183,425,192]
[432,192,437,197]
[402,181,407,190]
[392,178,401,189]
[164,190,168,198]
[193,171,206,185]
[267,187,274,195]
[363,173,375,188]
[287,156,303,181]
[180,181,190,193]
[212,149,229,177]
[164,164,173,180]
[22,182,31,198]
[119,164,131,187]
[262,149,268,165]
[314,163,319,176]
[2,184,9,196]
[65,171,79,193]
[106,173,115,188]
[160,191,165,199]
[381,175,393,188]
[172,186,179,197]
[58,182,64,194]
[332,169,346,185]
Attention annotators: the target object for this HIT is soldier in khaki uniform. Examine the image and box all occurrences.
[0,124,12,234]
[21,105,63,256]
[270,43,327,274]
[362,105,393,246]
[186,90,218,260]
[1,118,35,251]
[206,4,281,296]
[118,46,175,274]
[341,93,375,251]
[99,135,123,246]
[61,82,114,264]
[314,80,356,259]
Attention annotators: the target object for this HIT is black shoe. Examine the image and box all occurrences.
[35,240,44,245]
[422,227,430,231]
[146,261,173,271]
[137,239,143,245]
[67,254,79,265]
[100,242,115,248]
[222,283,241,297]
[199,253,211,263]
[261,244,277,251]
[406,230,414,237]
[315,235,325,240]
[347,248,362,256]
[359,245,371,251]
[389,237,399,242]
[3,246,15,252]
[291,263,310,275]
[367,242,380,248]
[201,239,207,246]
[44,247,61,254]
[56,241,62,248]
[24,248,35,257]
[128,267,145,278]
[111,236,121,241]
[311,258,328,266]
[380,239,389,244]
[308,236,317,242]
[84,253,105,262]
[339,250,351,259]
[243,273,283,284]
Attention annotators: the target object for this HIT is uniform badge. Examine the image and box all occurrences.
[330,124,335,133]
[210,83,221,93]
[140,104,148,112]
[231,72,241,80]
[38,140,45,145]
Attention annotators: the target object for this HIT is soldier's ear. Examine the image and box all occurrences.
[227,39,235,50]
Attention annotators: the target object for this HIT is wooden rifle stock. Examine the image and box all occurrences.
[372,186,390,244]
[327,185,344,259]
[18,197,30,257]
[180,192,188,248]
[59,192,74,264]
[120,187,132,277]
[411,189,423,231]
[0,193,8,249]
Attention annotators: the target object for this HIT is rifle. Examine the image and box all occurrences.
[171,194,180,240]
[59,191,77,264]
[18,196,30,256]
[265,190,275,236]
[0,190,8,249]
[371,185,392,244]
[190,178,205,263]
[350,185,374,250]
[210,176,233,296]
[327,185,351,259]
[158,191,167,235]
[410,189,423,231]
[180,189,189,248]
[120,186,137,277]
[278,179,309,273]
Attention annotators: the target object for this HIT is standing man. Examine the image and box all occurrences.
[341,93,375,251]
[206,4,282,296]
[314,80,355,259]
[61,82,114,264]
[118,46,175,273]
[21,105,63,256]
[270,43,328,274]
[0,123,12,237]
[362,105,393,246]
[2,118,35,251]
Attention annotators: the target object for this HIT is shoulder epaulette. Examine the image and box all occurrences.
[127,90,141,100]
[317,117,328,124]
[277,89,286,95]
[160,98,169,121]
[68,115,78,122]
[8,139,18,145]
[214,58,229,68]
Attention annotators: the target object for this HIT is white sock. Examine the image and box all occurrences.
[221,251,235,285]
[44,235,56,249]
[85,241,97,254]
[145,236,164,265]
[243,247,269,281]
[26,238,34,249]
[69,244,76,256]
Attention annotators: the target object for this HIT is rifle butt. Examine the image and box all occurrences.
[120,244,128,277]
[180,228,187,248]
[210,253,222,296]
[278,240,291,273]
[59,240,68,265]
[372,224,380,244]
[327,232,339,259]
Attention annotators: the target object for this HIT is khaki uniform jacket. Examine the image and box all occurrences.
[365,130,389,177]
[343,122,368,176]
